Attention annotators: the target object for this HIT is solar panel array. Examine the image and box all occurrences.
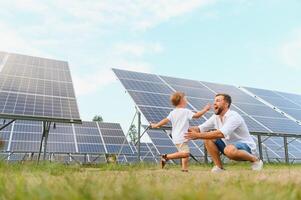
[0,51,81,123]
[243,87,301,123]
[113,68,301,134]
[113,68,301,163]
[0,120,133,155]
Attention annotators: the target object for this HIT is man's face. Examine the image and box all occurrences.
[213,95,228,115]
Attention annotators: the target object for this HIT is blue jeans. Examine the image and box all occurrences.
[214,139,252,154]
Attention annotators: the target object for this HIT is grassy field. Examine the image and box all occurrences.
[0,162,301,200]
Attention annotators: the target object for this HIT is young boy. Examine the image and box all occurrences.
[151,92,211,172]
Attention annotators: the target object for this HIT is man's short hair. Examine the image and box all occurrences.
[216,93,232,108]
[170,92,185,107]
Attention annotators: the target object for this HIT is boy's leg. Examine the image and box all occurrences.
[166,152,189,160]
[182,157,189,171]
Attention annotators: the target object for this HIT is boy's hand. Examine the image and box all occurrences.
[203,103,211,112]
[150,123,158,129]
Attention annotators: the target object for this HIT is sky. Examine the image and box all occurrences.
[0,0,301,134]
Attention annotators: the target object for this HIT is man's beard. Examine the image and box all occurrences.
[215,107,223,115]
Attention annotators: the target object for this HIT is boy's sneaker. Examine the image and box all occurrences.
[251,159,263,171]
[211,165,225,173]
[0,138,4,149]
[160,154,168,169]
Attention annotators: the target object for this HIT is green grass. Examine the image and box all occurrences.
[0,162,301,200]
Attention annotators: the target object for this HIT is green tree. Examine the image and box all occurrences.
[128,124,138,143]
[93,115,103,122]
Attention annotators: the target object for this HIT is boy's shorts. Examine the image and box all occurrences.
[175,142,190,153]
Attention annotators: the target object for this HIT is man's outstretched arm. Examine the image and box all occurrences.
[185,129,224,140]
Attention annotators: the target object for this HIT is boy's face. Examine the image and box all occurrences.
[180,96,187,107]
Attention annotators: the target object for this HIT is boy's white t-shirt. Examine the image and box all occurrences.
[167,108,194,144]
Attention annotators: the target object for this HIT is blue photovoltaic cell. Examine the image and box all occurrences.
[169,84,215,99]
[98,122,133,155]
[160,75,205,89]
[48,123,76,153]
[276,91,301,106]
[244,87,301,122]
[119,79,172,94]
[74,121,106,154]
[113,68,163,83]
[1,120,134,155]
[128,91,171,108]
[0,51,81,123]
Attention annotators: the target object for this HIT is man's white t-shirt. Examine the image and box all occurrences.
[167,108,194,144]
[198,110,257,154]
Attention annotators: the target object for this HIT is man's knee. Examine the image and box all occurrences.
[224,145,237,158]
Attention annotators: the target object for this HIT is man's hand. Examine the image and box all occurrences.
[188,126,200,132]
[185,130,201,140]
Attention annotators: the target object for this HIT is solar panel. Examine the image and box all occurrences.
[74,121,106,154]
[0,51,81,123]
[244,87,301,122]
[98,122,133,154]
[1,120,133,156]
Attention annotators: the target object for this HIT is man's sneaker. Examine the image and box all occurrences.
[251,160,263,171]
[160,154,168,169]
[211,165,225,173]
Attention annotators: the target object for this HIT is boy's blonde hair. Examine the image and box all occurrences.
[170,92,185,107]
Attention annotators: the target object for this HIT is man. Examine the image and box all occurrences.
[185,93,263,172]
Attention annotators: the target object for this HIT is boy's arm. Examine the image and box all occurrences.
[192,103,211,118]
[151,118,170,129]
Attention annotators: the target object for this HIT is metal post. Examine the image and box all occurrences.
[38,121,51,163]
[204,145,208,164]
[284,136,289,164]
[137,111,141,162]
[43,122,51,161]
[257,135,263,160]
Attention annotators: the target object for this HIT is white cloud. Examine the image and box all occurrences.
[0,22,41,56]
[280,29,301,70]
[0,0,214,95]
[73,42,161,96]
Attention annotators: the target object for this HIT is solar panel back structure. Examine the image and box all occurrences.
[117,142,158,163]
[113,68,301,163]
[0,51,82,162]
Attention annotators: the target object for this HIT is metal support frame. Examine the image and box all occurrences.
[204,145,208,164]
[0,119,16,131]
[37,121,51,163]
[137,111,141,162]
[284,136,289,164]
[116,109,138,160]
[257,135,263,161]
